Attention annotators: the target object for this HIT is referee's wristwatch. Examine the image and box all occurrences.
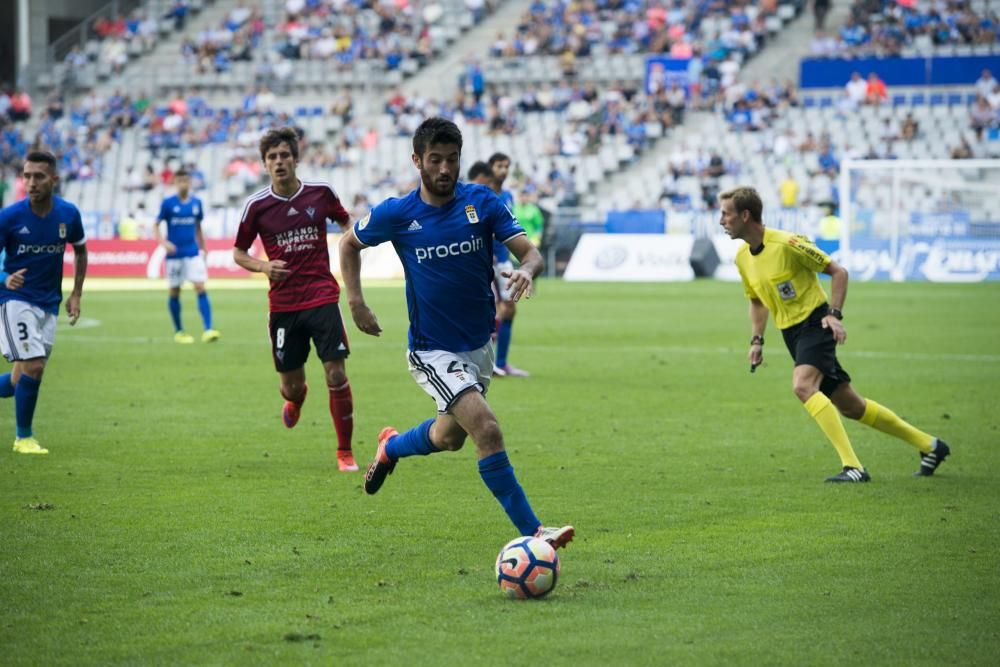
[750,335,764,346]
[827,307,843,320]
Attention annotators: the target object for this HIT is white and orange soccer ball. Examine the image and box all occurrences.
[495,536,560,599]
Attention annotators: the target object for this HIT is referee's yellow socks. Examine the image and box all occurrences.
[804,392,863,469]
[859,399,934,453]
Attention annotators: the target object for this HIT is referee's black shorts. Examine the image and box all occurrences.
[781,305,851,397]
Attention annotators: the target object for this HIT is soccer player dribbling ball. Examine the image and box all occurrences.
[0,151,88,455]
[720,185,950,482]
[339,117,573,549]
[233,127,359,472]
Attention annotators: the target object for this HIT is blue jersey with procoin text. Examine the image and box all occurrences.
[355,182,525,352]
[0,197,86,314]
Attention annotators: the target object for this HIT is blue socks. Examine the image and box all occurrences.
[386,419,438,460]
[0,373,13,398]
[14,374,40,439]
[168,296,182,331]
[197,292,213,330]
[478,450,540,536]
[495,319,513,368]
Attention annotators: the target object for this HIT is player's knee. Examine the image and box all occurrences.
[792,381,817,403]
[325,367,347,387]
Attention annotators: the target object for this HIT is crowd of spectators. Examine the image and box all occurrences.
[809,0,998,58]
[267,0,496,72]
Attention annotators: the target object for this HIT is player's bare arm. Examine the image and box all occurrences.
[821,260,848,344]
[67,243,87,325]
[233,247,290,281]
[338,228,382,336]
[749,298,768,371]
[502,235,544,302]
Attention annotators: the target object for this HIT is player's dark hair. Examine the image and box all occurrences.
[467,161,491,181]
[487,152,510,166]
[719,186,763,223]
[413,117,462,158]
[174,167,190,178]
[24,151,58,172]
[259,126,300,161]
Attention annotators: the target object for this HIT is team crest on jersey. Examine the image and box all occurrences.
[58,224,67,239]
[306,206,316,220]
[358,212,370,230]
[465,205,479,224]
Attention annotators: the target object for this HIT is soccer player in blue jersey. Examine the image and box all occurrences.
[0,151,88,454]
[485,152,530,377]
[339,117,573,549]
[155,167,220,344]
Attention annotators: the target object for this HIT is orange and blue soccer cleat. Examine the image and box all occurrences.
[282,384,308,429]
[364,427,398,495]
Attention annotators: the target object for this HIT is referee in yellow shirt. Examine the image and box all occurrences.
[719,186,950,482]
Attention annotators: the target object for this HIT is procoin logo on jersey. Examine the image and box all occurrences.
[415,236,485,263]
[58,224,67,239]
[465,205,479,224]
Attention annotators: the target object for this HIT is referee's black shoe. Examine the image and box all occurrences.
[825,466,871,483]
[914,439,950,477]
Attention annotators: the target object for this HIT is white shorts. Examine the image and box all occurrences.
[407,344,494,413]
[493,260,514,302]
[165,255,208,288]
[0,300,56,361]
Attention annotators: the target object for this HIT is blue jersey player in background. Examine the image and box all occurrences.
[486,152,530,377]
[154,167,219,344]
[0,151,88,455]
[339,117,573,550]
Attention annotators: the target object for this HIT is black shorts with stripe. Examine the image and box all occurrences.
[781,304,851,397]
[269,302,349,373]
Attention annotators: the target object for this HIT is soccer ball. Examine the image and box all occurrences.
[495,536,560,599]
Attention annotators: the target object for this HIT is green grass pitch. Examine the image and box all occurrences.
[2,279,998,666]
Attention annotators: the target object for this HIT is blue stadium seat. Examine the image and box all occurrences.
[947,93,963,106]
[911,93,926,105]
[929,94,945,106]
[803,96,816,108]
[892,94,907,107]
[966,93,977,105]
[818,96,833,108]
[295,106,309,117]
[312,106,323,116]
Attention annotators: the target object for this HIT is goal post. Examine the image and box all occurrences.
[838,159,1000,282]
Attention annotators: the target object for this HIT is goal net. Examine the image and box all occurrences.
[838,159,1000,282]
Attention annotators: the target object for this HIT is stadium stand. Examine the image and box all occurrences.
[4,0,996,250]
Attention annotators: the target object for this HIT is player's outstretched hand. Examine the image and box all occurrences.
[66,292,81,326]
[264,259,291,282]
[501,268,533,302]
[162,241,177,254]
[5,268,26,290]
[822,315,846,344]
[349,302,382,337]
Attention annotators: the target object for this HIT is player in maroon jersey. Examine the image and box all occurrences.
[233,127,358,472]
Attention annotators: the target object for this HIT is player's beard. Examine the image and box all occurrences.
[420,167,455,199]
